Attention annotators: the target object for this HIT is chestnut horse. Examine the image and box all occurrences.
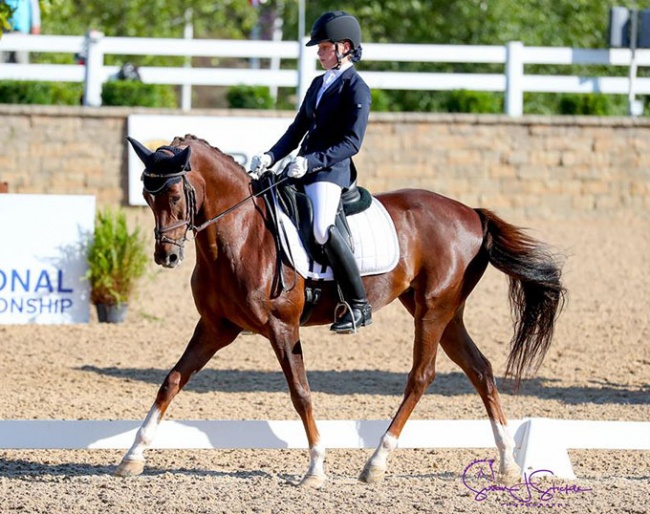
[117,134,565,487]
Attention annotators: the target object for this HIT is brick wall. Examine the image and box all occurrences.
[1,105,648,218]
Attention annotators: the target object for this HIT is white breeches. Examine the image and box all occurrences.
[304,181,343,245]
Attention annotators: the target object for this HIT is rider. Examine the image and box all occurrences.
[250,10,372,334]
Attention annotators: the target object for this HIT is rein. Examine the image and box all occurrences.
[192,174,290,235]
[145,168,289,246]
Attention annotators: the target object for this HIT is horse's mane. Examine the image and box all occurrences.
[171,134,244,171]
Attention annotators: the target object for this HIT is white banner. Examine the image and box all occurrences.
[0,194,95,324]
[127,115,293,206]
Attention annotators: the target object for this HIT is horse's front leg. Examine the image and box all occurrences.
[270,323,325,488]
[115,318,240,477]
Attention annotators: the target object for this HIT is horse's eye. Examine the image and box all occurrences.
[171,194,182,204]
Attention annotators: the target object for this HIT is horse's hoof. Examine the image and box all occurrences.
[114,458,145,477]
[497,466,521,485]
[359,463,386,484]
[298,473,327,489]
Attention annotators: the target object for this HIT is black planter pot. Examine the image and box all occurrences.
[95,303,128,323]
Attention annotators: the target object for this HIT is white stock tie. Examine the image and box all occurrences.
[316,70,338,107]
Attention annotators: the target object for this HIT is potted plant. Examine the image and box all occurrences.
[86,206,148,323]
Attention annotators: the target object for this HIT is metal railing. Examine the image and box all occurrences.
[2,31,650,115]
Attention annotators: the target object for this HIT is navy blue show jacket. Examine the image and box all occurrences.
[267,66,371,188]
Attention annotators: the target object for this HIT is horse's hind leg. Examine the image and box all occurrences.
[439,307,520,483]
[360,291,446,484]
[115,318,240,477]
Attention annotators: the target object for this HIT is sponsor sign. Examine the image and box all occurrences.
[0,194,95,324]
[127,114,293,206]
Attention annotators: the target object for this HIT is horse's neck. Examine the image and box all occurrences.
[198,166,262,242]
[199,158,248,209]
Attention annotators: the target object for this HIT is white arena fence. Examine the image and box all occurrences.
[2,32,650,115]
[1,418,648,479]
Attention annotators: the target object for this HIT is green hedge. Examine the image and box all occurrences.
[375,89,639,116]
[523,93,629,116]
[101,81,176,108]
[226,85,274,109]
[0,81,83,105]
[557,93,623,116]
[376,89,502,113]
[444,90,502,114]
[371,89,391,111]
[0,80,177,107]
[0,80,639,115]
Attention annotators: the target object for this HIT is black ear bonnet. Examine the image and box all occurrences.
[127,136,192,195]
[142,145,191,194]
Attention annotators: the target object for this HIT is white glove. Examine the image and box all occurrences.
[287,156,308,179]
[249,152,272,178]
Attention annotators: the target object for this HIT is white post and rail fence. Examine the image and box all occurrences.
[2,32,650,115]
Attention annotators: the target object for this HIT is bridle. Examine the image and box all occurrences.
[143,167,289,249]
[143,168,197,248]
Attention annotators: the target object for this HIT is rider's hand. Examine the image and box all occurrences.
[287,156,308,179]
[249,153,272,178]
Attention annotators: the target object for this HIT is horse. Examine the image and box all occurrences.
[117,134,566,487]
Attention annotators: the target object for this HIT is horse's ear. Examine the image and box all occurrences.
[171,145,192,171]
[127,137,153,164]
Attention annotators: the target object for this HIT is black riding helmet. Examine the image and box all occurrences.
[306,11,362,51]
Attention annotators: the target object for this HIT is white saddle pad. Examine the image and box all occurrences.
[277,197,400,281]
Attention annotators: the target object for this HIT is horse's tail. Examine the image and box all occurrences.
[476,208,567,387]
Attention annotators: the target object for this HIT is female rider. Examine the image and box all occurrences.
[250,11,372,333]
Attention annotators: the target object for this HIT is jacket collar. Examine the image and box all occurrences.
[323,60,353,84]
[315,64,355,105]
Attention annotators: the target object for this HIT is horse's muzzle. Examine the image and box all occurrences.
[154,246,184,268]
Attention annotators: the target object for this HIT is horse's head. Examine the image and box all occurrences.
[128,137,196,269]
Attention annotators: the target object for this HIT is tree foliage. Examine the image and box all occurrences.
[19,0,650,47]
[22,0,255,39]
[283,0,649,47]
[0,2,11,31]
[1,1,60,33]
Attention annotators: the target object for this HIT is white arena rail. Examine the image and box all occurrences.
[2,32,650,115]
[1,418,648,479]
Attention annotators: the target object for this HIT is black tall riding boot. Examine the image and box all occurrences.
[323,225,372,333]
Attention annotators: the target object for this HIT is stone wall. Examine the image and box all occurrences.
[1,105,648,218]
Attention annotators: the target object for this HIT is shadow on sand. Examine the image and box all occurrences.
[79,365,649,406]
[0,457,273,480]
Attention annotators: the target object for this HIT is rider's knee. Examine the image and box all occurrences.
[313,224,333,246]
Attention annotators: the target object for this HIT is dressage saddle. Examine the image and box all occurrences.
[274,177,372,263]
[258,173,373,325]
